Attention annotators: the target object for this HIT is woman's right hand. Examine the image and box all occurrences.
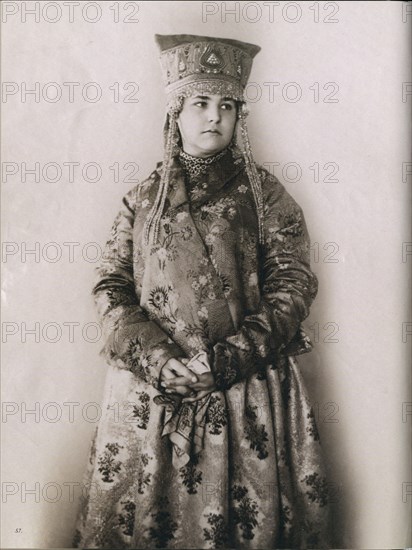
[160,357,198,396]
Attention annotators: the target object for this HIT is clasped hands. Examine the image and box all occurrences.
[160,357,216,404]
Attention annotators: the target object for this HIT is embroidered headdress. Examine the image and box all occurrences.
[144,33,264,245]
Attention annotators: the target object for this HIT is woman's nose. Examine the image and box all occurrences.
[207,106,221,123]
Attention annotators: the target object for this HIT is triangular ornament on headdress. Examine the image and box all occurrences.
[200,45,225,71]
[207,53,220,64]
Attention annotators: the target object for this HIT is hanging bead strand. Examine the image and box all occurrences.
[239,108,265,245]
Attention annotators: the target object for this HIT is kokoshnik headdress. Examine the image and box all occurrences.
[144,33,264,246]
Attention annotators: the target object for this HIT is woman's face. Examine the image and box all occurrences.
[176,94,237,158]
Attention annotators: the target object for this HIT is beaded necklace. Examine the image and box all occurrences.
[178,148,229,179]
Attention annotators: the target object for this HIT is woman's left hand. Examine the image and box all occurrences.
[163,372,216,403]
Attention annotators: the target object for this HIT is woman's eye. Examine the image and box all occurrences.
[221,103,233,110]
[194,101,206,107]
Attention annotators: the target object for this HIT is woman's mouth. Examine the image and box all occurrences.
[203,129,221,135]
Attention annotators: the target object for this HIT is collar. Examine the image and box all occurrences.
[178,147,229,179]
[154,147,246,209]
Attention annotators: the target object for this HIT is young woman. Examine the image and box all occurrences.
[73,33,330,549]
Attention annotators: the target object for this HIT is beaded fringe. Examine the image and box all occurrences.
[144,103,265,246]
[238,106,265,245]
[143,110,179,246]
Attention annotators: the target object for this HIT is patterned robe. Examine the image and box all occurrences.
[73,148,330,549]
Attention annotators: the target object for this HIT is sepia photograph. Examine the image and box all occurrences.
[1,1,411,548]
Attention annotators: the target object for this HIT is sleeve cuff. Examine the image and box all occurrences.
[211,342,240,391]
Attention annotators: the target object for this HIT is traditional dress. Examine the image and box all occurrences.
[73,34,330,549]
[77,150,328,548]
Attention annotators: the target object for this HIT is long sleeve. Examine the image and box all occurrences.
[93,187,184,390]
[212,170,318,391]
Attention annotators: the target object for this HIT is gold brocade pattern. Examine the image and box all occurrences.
[73,150,330,549]
[155,34,261,109]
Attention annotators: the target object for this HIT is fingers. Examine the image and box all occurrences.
[163,375,196,387]
[164,372,215,390]
[164,359,198,383]
[171,363,198,383]
[160,365,175,380]
[161,358,195,382]
[185,382,205,391]
[185,372,216,391]
[165,385,194,396]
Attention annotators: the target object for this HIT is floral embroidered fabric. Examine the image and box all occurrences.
[73,149,330,549]
[179,147,231,202]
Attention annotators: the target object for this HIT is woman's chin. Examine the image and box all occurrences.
[200,142,229,156]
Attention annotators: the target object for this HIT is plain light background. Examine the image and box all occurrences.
[1,1,411,548]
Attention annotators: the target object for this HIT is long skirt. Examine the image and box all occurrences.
[72,356,330,549]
